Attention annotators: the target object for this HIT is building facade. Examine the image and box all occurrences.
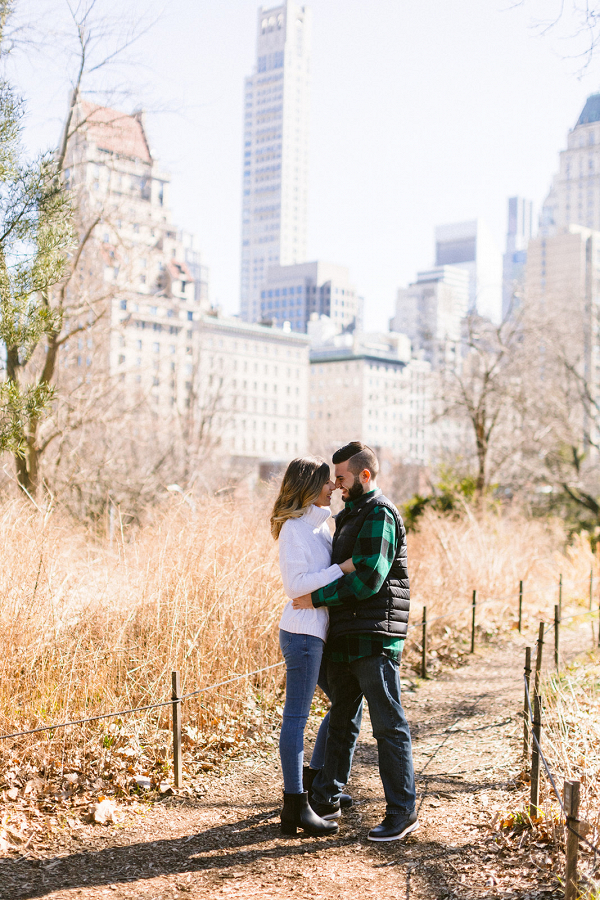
[435,219,502,322]
[63,101,310,468]
[260,260,361,333]
[540,94,600,237]
[502,196,533,319]
[195,313,309,461]
[391,265,469,370]
[525,224,600,447]
[62,101,203,415]
[309,333,430,464]
[240,2,312,323]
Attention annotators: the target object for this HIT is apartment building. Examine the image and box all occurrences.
[195,313,309,460]
[62,101,310,467]
[308,332,431,464]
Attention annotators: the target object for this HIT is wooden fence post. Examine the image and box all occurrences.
[554,605,560,671]
[523,647,531,761]
[564,779,581,900]
[530,692,542,818]
[559,573,563,616]
[470,590,476,654]
[590,567,593,611]
[421,605,427,679]
[533,622,545,698]
[518,580,523,633]
[172,671,183,789]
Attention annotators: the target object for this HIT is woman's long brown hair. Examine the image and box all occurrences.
[270,457,330,539]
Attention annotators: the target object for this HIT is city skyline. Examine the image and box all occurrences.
[14,0,600,330]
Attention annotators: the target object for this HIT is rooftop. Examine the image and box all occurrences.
[576,93,600,127]
[79,101,152,163]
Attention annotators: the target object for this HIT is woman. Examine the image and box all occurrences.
[271,457,355,837]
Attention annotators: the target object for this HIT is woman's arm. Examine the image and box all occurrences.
[279,526,344,599]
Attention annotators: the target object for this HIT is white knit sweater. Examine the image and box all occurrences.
[278,505,343,641]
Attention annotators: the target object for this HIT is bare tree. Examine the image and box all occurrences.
[436,311,529,500]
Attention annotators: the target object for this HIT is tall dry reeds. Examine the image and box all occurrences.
[0,496,596,768]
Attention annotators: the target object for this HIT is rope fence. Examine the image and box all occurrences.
[1,562,599,883]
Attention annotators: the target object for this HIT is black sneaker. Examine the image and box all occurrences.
[367,810,419,842]
[310,798,341,820]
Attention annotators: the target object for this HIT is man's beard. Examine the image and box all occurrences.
[346,475,364,502]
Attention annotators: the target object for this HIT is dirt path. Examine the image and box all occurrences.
[0,619,593,900]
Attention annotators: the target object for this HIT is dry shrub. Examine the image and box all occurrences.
[0,497,596,770]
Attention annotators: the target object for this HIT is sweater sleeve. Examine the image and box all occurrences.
[279,524,344,599]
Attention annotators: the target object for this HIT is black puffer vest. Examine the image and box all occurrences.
[329,490,410,641]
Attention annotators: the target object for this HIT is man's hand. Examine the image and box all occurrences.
[292,593,314,609]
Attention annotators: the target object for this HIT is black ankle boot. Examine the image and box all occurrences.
[303,766,353,810]
[280,791,339,836]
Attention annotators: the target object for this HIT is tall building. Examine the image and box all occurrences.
[540,94,600,237]
[240,2,312,323]
[62,101,204,416]
[435,220,502,322]
[525,224,600,445]
[260,260,361,332]
[390,265,469,370]
[502,197,533,319]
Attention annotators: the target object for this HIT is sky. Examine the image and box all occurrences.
[11,0,600,329]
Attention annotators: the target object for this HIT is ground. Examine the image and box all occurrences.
[0,620,591,900]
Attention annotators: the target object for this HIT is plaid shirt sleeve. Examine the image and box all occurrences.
[311,506,396,608]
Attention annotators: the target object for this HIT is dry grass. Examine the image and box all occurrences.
[405,507,598,668]
[539,659,600,896]
[0,496,596,775]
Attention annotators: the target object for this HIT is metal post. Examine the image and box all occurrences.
[518,580,523,633]
[421,605,427,679]
[172,671,182,789]
[470,589,476,653]
[530,692,542,818]
[554,605,560,671]
[559,573,562,616]
[533,622,545,698]
[523,647,532,761]
[564,780,581,900]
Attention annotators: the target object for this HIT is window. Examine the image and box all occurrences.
[120,300,127,310]
[153,342,160,353]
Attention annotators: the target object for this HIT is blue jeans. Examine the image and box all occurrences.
[279,629,332,793]
[312,653,416,815]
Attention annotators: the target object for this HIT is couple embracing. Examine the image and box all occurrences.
[270,441,418,843]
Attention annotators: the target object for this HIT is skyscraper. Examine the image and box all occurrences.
[240,2,311,323]
[434,220,502,322]
[502,196,533,319]
[540,94,600,238]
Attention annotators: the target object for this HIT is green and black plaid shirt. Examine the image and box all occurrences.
[311,490,405,664]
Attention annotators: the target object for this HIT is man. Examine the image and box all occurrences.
[292,441,417,842]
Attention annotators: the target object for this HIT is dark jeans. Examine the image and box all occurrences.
[312,653,416,815]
